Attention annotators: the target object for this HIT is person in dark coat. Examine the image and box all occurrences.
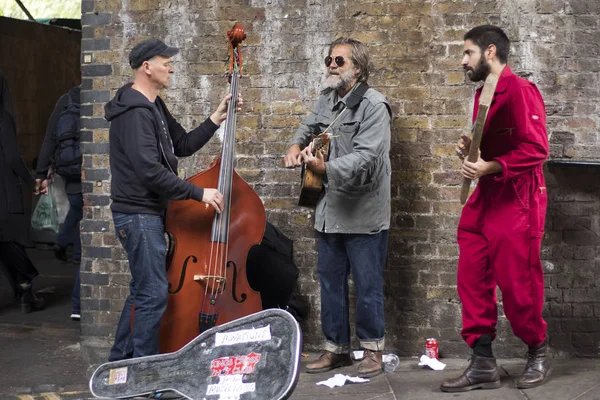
[35,85,82,321]
[0,72,44,313]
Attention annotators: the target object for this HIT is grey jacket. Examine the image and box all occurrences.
[291,84,392,234]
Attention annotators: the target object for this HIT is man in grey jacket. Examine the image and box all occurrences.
[284,37,391,378]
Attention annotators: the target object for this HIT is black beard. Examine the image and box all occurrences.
[465,56,491,82]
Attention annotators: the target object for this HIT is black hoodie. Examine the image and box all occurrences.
[105,83,218,215]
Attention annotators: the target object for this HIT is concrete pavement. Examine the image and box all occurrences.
[1,248,599,400]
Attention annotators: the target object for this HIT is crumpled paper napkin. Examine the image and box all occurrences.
[418,354,446,371]
[316,373,370,388]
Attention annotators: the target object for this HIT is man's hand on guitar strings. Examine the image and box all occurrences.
[284,144,302,168]
[300,142,326,174]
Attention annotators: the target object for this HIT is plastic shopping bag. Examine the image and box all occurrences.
[31,183,59,233]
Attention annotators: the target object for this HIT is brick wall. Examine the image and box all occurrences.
[80,0,600,363]
[0,17,81,211]
[526,1,600,357]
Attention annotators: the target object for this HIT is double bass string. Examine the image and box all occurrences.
[203,58,241,322]
[220,62,240,300]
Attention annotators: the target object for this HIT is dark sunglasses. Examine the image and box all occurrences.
[325,56,346,67]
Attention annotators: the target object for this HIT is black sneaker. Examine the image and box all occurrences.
[54,245,68,262]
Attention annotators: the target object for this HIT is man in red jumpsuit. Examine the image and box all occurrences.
[440,25,551,392]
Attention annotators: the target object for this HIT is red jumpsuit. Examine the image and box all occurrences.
[458,66,549,348]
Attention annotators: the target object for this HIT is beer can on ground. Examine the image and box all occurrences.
[426,338,439,359]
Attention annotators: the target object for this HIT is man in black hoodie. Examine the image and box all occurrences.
[104,38,234,361]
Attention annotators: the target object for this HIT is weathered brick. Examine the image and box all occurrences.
[81,90,111,104]
[82,0,94,13]
[82,38,111,51]
[394,116,430,129]
[81,143,110,154]
[81,117,110,130]
[82,64,112,77]
[81,13,112,26]
[93,130,110,143]
[262,115,302,129]
[388,1,432,15]
[81,272,110,286]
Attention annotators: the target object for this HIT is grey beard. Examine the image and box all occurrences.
[323,74,344,90]
[323,70,355,90]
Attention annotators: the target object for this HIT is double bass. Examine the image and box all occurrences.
[159,24,266,353]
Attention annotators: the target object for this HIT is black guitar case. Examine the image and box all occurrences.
[89,309,301,400]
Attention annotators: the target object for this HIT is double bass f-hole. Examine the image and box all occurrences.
[168,254,196,295]
[226,260,247,303]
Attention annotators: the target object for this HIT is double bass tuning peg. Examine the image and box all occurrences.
[227,23,246,75]
[227,24,246,46]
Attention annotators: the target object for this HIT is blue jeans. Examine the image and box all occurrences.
[317,230,388,354]
[108,212,168,361]
[57,192,83,261]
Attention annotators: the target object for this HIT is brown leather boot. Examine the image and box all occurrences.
[357,350,383,378]
[515,341,552,389]
[440,354,501,392]
[306,351,352,374]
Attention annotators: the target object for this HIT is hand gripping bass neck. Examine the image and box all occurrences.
[460,73,499,205]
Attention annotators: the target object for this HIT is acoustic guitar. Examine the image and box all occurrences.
[298,133,331,208]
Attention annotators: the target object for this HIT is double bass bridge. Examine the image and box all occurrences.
[194,274,227,294]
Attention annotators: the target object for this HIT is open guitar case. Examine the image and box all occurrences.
[89,309,301,400]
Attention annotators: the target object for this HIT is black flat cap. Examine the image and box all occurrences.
[129,38,179,69]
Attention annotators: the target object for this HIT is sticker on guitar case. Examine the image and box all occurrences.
[210,352,262,376]
[214,325,271,347]
[206,374,256,398]
[108,367,128,385]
